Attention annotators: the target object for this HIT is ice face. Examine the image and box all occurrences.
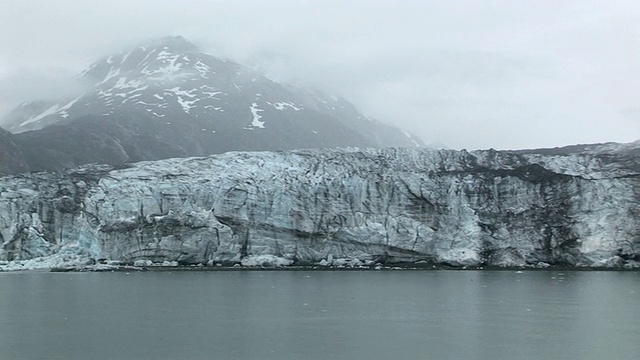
[0,146,638,270]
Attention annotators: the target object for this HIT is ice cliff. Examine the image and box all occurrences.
[1,146,639,270]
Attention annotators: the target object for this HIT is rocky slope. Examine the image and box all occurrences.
[0,128,29,176]
[1,144,638,270]
[1,36,422,173]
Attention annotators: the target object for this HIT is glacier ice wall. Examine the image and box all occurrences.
[1,147,638,268]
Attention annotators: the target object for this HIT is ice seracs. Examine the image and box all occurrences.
[0,146,639,270]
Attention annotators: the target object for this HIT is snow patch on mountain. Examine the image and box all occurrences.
[113,77,145,90]
[166,87,197,98]
[19,103,60,127]
[177,98,197,114]
[194,61,212,78]
[165,87,199,113]
[271,101,302,111]
[204,105,223,112]
[99,67,120,85]
[120,49,132,64]
[250,102,265,128]
[143,50,184,80]
[201,87,222,99]
[404,131,422,147]
[57,95,83,119]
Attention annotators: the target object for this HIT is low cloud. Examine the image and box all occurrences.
[1,0,639,149]
[0,68,89,119]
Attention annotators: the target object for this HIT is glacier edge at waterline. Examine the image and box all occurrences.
[1,146,639,270]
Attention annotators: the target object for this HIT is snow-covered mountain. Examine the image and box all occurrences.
[1,36,422,172]
[1,144,639,270]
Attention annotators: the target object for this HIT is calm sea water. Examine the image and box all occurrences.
[0,270,638,360]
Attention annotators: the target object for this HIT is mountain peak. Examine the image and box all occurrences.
[76,35,211,87]
[142,35,199,53]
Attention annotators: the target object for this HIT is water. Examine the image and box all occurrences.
[0,270,638,360]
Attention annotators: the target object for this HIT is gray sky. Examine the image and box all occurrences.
[1,0,639,150]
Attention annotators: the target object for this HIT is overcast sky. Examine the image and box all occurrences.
[1,0,639,149]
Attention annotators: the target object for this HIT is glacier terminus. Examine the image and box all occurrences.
[1,144,639,271]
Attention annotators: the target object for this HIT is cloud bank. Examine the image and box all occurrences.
[1,0,639,149]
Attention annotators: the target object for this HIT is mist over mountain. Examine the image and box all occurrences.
[0,36,423,173]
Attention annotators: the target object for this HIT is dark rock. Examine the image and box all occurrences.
[0,127,30,176]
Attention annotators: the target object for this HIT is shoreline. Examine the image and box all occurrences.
[43,263,640,273]
[3,254,638,273]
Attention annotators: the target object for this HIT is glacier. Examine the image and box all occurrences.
[0,146,639,270]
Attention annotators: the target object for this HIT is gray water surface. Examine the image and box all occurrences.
[0,270,638,360]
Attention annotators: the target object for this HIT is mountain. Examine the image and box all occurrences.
[0,127,29,176]
[1,36,422,172]
[1,144,639,270]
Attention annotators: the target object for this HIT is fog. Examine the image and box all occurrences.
[1,0,639,149]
